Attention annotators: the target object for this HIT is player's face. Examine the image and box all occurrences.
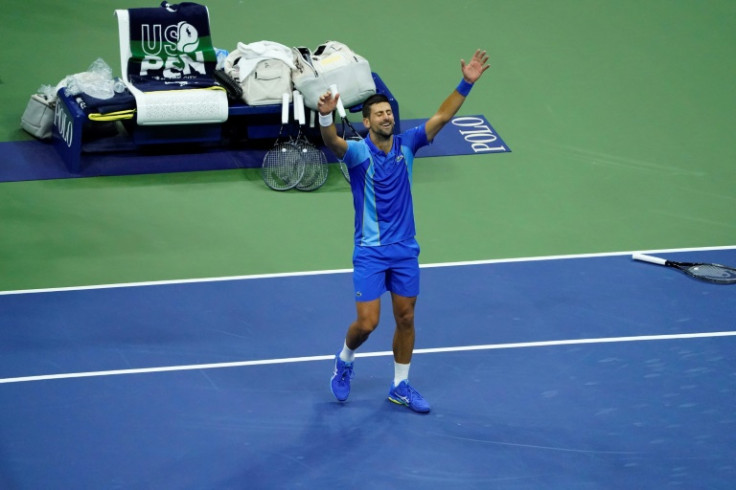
[364,102,394,138]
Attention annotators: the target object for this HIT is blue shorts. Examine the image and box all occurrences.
[352,238,420,302]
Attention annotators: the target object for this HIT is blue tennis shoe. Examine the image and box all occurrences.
[330,353,354,402]
[388,380,430,413]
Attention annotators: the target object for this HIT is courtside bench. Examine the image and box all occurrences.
[51,72,400,174]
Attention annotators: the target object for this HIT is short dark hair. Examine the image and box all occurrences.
[362,94,390,118]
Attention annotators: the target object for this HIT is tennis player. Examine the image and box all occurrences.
[318,49,490,413]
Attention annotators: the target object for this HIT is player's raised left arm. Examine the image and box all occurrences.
[425,49,490,142]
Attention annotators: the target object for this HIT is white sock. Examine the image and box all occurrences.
[394,362,410,386]
[339,341,355,363]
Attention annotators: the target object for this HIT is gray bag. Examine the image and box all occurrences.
[240,59,293,106]
[292,41,376,110]
[21,94,56,139]
[224,41,294,106]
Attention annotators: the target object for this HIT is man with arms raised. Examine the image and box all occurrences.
[318,50,490,413]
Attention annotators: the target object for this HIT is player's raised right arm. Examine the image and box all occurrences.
[317,90,348,159]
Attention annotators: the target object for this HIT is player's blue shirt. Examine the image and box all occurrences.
[343,125,429,246]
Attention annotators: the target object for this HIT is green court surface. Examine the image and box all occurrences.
[1,0,734,291]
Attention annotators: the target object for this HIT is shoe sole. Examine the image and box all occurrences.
[388,395,430,413]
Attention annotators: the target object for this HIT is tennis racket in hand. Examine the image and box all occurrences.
[632,253,736,285]
[261,93,305,191]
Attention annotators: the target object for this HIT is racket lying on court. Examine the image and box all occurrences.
[331,84,362,183]
[261,93,305,191]
[632,253,736,285]
[293,91,329,192]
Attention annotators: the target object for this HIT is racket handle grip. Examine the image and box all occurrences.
[296,92,306,125]
[632,253,667,265]
[293,90,300,121]
[281,93,290,124]
[330,84,346,118]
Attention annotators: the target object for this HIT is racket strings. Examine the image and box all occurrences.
[338,117,364,183]
[296,143,329,191]
[262,141,304,190]
[687,264,736,283]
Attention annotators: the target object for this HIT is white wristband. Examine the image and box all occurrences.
[318,112,333,127]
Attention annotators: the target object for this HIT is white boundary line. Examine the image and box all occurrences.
[1,331,734,384]
[1,245,735,296]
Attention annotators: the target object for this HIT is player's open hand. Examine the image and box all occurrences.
[317,90,340,115]
[461,49,490,83]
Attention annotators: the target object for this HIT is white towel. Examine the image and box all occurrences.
[116,8,228,126]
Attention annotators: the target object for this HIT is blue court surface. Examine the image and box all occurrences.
[1,248,734,489]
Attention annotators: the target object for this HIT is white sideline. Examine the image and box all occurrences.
[1,245,735,296]
[1,331,734,384]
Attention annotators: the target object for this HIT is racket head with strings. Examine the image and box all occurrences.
[632,253,736,285]
[332,84,363,184]
[294,92,329,192]
[261,93,305,191]
[338,118,364,183]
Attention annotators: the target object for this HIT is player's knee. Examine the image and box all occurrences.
[394,309,415,331]
[354,317,379,335]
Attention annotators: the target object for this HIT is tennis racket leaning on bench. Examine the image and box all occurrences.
[632,253,736,285]
[261,93,305,191]
[292,91,329,192]
[332,84,362,183]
